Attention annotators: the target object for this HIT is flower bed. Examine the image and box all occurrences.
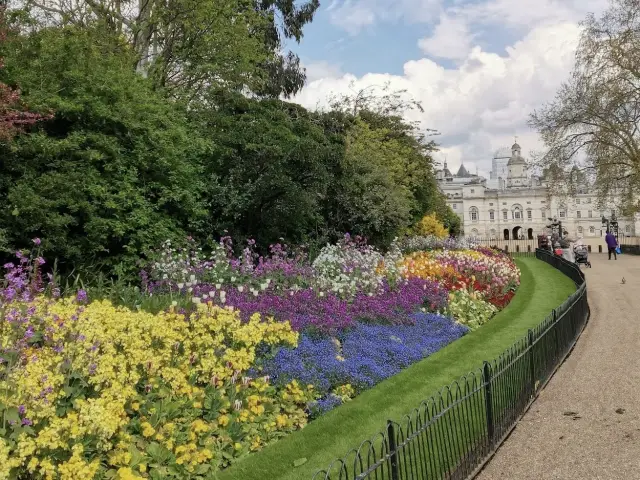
[0,235,519,479]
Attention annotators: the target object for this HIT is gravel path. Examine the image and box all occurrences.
[477,254,640,480]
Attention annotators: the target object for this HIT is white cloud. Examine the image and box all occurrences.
[327,0,442,35]
[294,21,583,175]
[326,0,609,34]
[451,0,609,30]
[418,14,475,61]
[303,61,344,84]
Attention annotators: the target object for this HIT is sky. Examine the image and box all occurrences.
[287,0,610,178]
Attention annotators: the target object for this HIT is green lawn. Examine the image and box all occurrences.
[216,257,576,480]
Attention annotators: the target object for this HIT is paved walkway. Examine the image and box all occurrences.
[478,254,640,480]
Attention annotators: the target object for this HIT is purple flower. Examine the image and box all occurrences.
[18,405,26,415]
[21,418,32,426]
[32,238,41,246]
[76,289,88,304]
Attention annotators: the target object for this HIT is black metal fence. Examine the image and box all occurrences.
[313,249,589,480]
[466,238,537,257]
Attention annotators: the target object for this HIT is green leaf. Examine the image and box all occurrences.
[4,407,20,424]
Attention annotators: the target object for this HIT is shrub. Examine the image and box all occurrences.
[411,213,448,238]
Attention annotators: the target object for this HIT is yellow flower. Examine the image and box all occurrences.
[275,414,288,428]
[141,422,155,438]
[218,415,229,427]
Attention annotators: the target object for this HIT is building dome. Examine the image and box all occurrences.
[511,142,521,151]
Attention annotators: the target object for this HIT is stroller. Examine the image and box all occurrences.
[573,244,591,268]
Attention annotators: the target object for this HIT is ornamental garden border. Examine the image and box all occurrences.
[312,249,589,480]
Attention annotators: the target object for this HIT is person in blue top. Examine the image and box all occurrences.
[605,230,618,260]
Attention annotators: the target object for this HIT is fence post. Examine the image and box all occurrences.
[528,329,536,395]
[552,310,560,360]
[482,361,495,447]
[387,421,400,480]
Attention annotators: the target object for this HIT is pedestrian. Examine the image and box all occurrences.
[605,230,618,260]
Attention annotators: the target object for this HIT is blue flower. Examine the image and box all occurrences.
[261,313,468,417]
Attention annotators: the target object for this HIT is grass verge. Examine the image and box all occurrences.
[216,257,576,480]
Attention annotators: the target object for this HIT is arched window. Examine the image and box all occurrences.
[469,207,479,222]
[512,204,523,220]
[490,229,497,238]
[470,228,479,237]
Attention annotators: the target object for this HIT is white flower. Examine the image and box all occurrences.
[192,297,201,304]
[171,301,178,307]
[237,286,244,293]
[177,283,184,289]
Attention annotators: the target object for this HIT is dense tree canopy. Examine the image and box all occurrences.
[0,27,208,275]
[14,0,318,98]
[0,10,451,278]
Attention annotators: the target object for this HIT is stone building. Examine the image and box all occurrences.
[435,142,639,241]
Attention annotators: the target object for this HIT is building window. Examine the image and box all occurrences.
[626,225,631,233]
[587,198,592,204]
[588,210,592,218]
[541,200,546,204]
[470,189,475,194]
[470,207,479,222]
[559,210,566,218]
[489,210,495,221]
[489,203,494,206]
[502,202,507,206]
[452,203,457,209]
[514,207,522,220]
[576,198,580,204]
[490,229,497,238]
[577,211,581,218]
[589,226,595,235]
[578,226,583,234]
[503,210,508,220]
[541,209,546,219]
[527,209,532,220]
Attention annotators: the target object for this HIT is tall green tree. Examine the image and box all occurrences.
[17,0,318,98]
[0,26,208,275]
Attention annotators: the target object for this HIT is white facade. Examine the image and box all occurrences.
[437,142,640,240]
